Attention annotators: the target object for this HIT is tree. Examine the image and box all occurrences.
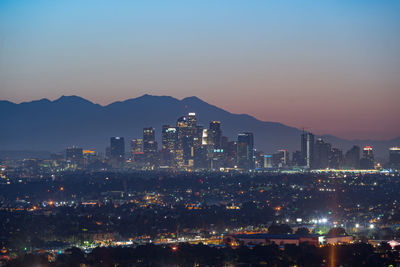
[295,227,310,235]
[327,227,346,237]
[268,224,293,235]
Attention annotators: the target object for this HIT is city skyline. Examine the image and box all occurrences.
[1,1,400,140]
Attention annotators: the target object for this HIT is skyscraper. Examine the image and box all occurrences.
[344,145,360,169]
[313,138,330,169]
[161,125,177,167]
[237,132,254,170]
[143,128,157,169]
[301,132,314,168]
[110,137,125,168]
[329,148,343,169]
[360,145,374,169]
[188,112,197,128]
[389,147,400,169]
[208,121,222,148]
[272,149,289,168]
[130,139,143,154]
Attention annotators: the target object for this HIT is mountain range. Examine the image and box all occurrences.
[1,94,398,160]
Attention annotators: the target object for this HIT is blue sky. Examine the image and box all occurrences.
[1,0,399,139]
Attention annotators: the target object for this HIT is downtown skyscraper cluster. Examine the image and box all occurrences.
[108,112,254,171]
[63,112,400,172]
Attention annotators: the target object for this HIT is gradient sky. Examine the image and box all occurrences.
[1,0,399,140]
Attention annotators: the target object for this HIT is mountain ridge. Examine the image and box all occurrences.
[1,94,398,160]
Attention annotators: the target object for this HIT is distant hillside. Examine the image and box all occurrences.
[0,95,398,160]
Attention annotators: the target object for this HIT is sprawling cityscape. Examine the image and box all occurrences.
[2,0,400,266]
[1,111,400,266]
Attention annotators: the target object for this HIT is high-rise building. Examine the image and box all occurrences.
[272,149,289,168]
[208,121,222,148]
[188,112,197,127]
[110,137,125,168]
[175,113,200,168]
[301,132,314,168]
[130,139,143,154]
[161,125,177,167]
[344,145,360,169]
[143,128,157,169]
[360,145,374,169]
[389,147,400,169]
[292,150,303,167]
[130,138,143,168]
[237,132,254,170]
[313,138,330,169]
[329,148,343,169]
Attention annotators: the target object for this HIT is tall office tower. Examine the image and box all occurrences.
[202,129,208,145]
[292,150,303,167]
[175,116,189,168]
[272,149,289,168]
[301,132,314,168]
[175,113,199,168]
[66,146,83,166]
[237,132,254,170]
[360,145,374,169]
[143,128,158,169]
[110,137,125,168]
[161,125,177,167]
[208,121,222,148]
[313,138,331,169]
[344,145,360,169]
[130,138,143,168]
[329,148,343,169]
[130,139,143,154]
[223,141,237,168]
[389,147,400,169]
[188,112,197,127]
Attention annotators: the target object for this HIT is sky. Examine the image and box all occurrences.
[0,0,399,140]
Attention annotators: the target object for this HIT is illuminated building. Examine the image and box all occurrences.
[301,132,314,168]
[175,113,200,168]
[143,128,157,169]
[130,139,143,154]
[360,145,374,169]
[188,112,197,127]
[161,125,177,167]
[389,147,400,169]
[130,139,143,168]
[110,137,125,168]
[264,154,273,168]
[202,129,208,145]
[272,149,289,168]
[237,132,254,170]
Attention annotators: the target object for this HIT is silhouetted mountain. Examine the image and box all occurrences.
[1,95,398,159]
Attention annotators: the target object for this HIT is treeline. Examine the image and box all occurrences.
[6,242,400,267]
